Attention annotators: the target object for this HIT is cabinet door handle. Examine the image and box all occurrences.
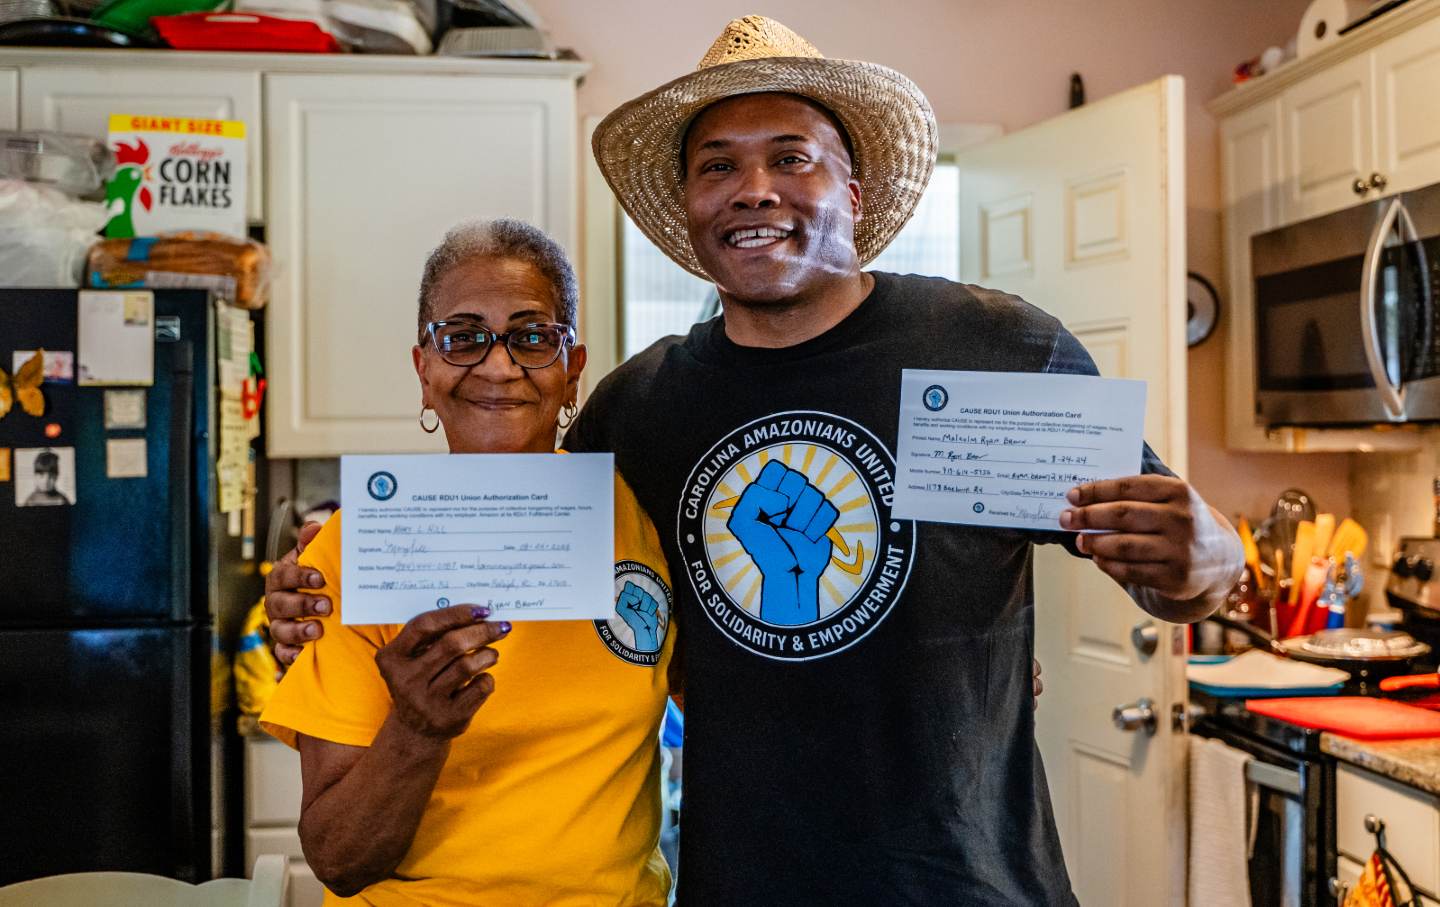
[1370,171,1388,192]
[1355,176,1372,195]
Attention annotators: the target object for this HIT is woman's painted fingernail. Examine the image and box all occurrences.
[498,621,512,634]
[307,572,322,586]
[313,598,330,615]
[305,622,320,639]
[472,607,490,621]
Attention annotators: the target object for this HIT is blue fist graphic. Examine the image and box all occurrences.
[727,460,839,625]
[616,580,661,652]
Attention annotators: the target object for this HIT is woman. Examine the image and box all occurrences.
[260,219,675,906]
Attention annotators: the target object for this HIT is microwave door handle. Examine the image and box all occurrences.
[1359,197,1409,420]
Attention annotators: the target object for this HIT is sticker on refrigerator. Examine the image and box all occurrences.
[11,351,73,384]
[105,438,147,479]
[0,448,9,483]
[14,447,75,507]
[104,389,147,430]
[0,349,45,419]
[78,291,154,386]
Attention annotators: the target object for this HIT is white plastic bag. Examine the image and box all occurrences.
[0,180,107,287]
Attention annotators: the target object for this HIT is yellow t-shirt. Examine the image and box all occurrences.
[260,472,675,907]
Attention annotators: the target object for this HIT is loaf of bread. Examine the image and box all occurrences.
[87,232,271,309]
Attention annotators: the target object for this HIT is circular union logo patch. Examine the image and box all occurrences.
[677,411,916,661]
[594,560,672,667]
[923,384,949,412]
[367,471,397,501]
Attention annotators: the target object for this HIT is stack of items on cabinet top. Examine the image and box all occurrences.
[2,116,271,313]
[0,0,563,58]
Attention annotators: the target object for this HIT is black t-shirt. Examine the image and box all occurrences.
[566,272,1171,906]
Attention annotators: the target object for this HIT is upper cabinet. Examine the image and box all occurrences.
[16,65,264,221]
[0,69,16,130]
[2,51,586,458]
[1374,14,1440,196]
[264,72,579,456]
[1280,53,1374,223]
[1212,1,1440,452]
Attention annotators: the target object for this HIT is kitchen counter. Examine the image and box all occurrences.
[1322,734,1440,795]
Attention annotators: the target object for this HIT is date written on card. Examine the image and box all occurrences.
[340,453,614,625]
[891,370,1146,531]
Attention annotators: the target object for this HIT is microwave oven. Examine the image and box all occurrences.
[1252,181,1439,426]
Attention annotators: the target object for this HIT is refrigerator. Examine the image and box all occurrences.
[0,288,259,886]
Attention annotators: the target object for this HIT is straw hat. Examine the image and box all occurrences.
[592,15,938,280]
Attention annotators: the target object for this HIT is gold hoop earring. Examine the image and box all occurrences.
[419,405,439,434]
[557,400,578,430]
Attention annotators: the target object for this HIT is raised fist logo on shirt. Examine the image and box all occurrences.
[727,460,839,625]
[616,580,662,652]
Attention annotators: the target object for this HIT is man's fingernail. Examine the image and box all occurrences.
[1066,488,1080,504]
[307,573,322,586]
[472,607,490,621]
[314,598,330,615]
[305,623,319,639]
[498,621,512,634]
[1060,510,1073,528]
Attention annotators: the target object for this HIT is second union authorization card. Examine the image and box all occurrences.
[892,370,1146,531]
[340,453,614,624]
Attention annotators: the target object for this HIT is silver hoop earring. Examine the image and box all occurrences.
[419,405,440,434]
[557,401,578,430]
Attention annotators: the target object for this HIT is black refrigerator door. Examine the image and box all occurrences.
[0,289,212,625]
[0,624,212,885]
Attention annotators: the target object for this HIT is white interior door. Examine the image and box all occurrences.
[956,76,1189,905]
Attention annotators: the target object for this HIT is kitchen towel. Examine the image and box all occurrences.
[1189,736,1253,907]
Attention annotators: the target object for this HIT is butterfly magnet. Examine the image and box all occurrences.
[0,350,46,420]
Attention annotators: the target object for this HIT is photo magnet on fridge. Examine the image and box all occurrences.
[11,351,74,384]
[14,447,75,507]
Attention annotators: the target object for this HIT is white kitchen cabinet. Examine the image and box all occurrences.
[1220,99,1283,453]
[1336,763,1440,897]
[1280,52,1374,223]
[1212,0,1440,453]
[16,66,263,220]
[244,735,322,907]
[0,69,16,130]
[1374,14,1440,196]
[263,71,579,457]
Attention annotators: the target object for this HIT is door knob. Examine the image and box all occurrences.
[1112,698,1157,735]
[1131,620,1159,657]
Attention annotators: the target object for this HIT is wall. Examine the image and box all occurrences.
[531,0,1353,521]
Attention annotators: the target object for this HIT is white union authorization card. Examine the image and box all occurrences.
[340,453,614,625]
[892,370,1146,531]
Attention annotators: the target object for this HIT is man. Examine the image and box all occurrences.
[267,16,1241,904]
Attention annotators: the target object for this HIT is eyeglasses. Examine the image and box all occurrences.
[423,320,576,370]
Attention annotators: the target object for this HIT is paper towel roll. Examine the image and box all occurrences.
[1297,0,1371,56]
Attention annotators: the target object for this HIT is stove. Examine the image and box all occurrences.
[1387,536,1440,653]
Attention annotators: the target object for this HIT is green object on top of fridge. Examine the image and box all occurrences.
[91,0,230,38]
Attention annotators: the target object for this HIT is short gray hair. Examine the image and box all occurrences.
[417,218,578,335]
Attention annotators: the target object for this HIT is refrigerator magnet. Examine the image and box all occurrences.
[77,291,155,386]
[103,389,147,430]
[0,448,9,483]
[14,447,75,507]
[11,350,74,384]
[105,438,147,479]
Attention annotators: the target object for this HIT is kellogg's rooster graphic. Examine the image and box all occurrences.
[104,138,153,238]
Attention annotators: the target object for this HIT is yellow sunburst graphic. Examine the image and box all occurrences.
[703,442,878,622]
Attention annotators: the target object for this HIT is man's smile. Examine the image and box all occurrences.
[724,225,793,249]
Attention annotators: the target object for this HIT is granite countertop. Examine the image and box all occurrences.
[1322,734,1440,796]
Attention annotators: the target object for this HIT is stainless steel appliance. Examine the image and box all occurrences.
[1386,536,1440,649]
[1192,690,1335,907]
[1252,181,1440,426]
